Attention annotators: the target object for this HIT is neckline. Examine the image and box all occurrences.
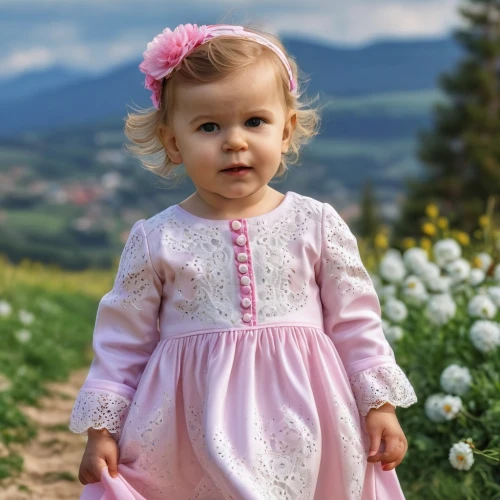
[174,191,293,223]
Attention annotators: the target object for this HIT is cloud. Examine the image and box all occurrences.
[0,0,463,79]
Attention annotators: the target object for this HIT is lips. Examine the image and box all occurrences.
[222,165,252,172]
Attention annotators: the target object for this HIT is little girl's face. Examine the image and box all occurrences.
[160,61,296,202]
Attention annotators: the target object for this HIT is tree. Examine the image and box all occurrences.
[395,0,500,238]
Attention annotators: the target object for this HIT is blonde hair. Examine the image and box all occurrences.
[124,26,321,183]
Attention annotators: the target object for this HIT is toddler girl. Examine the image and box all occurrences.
[69,23,417,500]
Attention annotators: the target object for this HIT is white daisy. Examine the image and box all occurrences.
[433,239,462,268]
[383,298,408,323]
[384,325,404,343]
[468,295,497,319]
[379,255,406,284]
[445,258,471,285]
[440,364,472,396]
[487,286,500,307]
[469,268,486,287]
[425,394,446,422]
[403,248,429,274]
[18,309,35,325]
[449,442,474,471]
[494,263,500,282]
[0,300,12,318]
[475,252,493,273]
[402,275,428,306]
[426,294,457,326]
[418,262,441,282]
[440,395,462,420]
[15,329,32,343]
[426,276,452,294]
[469,320,500,353]
[379,285,397,302]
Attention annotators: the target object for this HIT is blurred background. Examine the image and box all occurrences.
[1,1,499,499]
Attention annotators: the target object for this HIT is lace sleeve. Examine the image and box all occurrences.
[317,202,417,415]
[348,364,417,417]
[69,219,162,437]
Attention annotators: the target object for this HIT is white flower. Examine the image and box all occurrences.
[468,295,497,319]
[402,275,428,306]
[15,329,32,343]
[18,309,35,325]
[487,286,500,307]
[469,268,486,287]
[418,262,441,282]
[379,256,406,284]
[426,276,452,294]
[379,285,397,302]
[449,442,474,471]
[494,263,500,282]
[440,365,472,396]
[425,394,446,422]
[433,239,462,268]
[426,294,457,325]
[383,298,408,323]
[384,325,404,343]
[440,395,462,420]
[0,300,12,318]
[403,248,428,274]
[469,320,500,353]
[475,252,493,272]
[445,258,471,285]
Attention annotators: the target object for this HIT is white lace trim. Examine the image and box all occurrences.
[69,389,131,438]
[323,207,374,296]
[348,364,418,417]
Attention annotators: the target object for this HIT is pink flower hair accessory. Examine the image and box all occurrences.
[139,23,297,109]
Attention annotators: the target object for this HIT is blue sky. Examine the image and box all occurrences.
[0,0,462,80]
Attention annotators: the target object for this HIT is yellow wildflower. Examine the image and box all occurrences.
[478,215,489,228]
[420,238,432,252]
[402,237,416,249]
[437,217,449,230]
[421,223,437,237]
[426,204,439,218]
[375,234,389,249]
[456,232,470,246]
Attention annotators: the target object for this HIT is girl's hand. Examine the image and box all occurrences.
[78,427,120,484]
[365,402,408,471]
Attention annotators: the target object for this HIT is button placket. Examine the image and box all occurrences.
[229,219,255,325]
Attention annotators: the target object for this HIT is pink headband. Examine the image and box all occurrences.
[139,23,297,109]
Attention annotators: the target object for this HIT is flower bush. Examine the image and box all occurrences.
[369,207,500,499]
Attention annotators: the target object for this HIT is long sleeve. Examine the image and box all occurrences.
[69,219,162,438]
[317,202,417,417]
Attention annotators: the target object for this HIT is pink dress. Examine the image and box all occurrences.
[69,191,417,500]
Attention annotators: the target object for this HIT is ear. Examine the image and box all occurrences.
[281,110,297,154]
[158,123,183,164]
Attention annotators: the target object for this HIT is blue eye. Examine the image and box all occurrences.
[199,123,219,132]
[246,117,265,127]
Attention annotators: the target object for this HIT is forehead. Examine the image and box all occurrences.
[172,61,285,118]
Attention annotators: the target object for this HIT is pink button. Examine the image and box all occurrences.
[242,313,252,323]
[237,253,248,262]
[236,235,246,246]
[240,276,251,286]
[239,264,248,274]
[242,285,251,295]
[241,298,251,308]
[231,220,242,231]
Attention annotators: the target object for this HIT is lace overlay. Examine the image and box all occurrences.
[156,211,241,326]
[323,209,374,296]
[68,389,131,438]
[104,223,154,310]
[349,364,418,417]
[250,197,321,321]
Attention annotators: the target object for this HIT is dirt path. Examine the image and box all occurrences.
[2,368,88,499]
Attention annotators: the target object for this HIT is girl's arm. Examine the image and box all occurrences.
[316,202,417,418]
[69,219,162,440]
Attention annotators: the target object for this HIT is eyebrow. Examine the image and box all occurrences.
[189,109,275,125]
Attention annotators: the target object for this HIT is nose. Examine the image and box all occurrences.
[222,127,248,152]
